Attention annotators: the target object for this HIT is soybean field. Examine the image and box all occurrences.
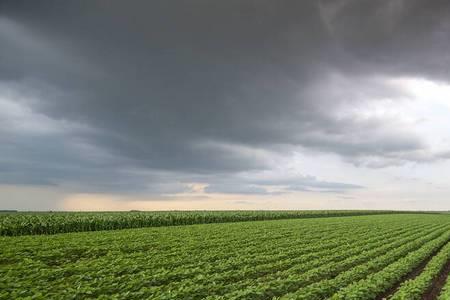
[2,213,450,299]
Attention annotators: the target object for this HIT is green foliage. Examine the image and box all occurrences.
[280,223,450,300]
[1,214,450,299]
[439,276,450,299]
[0,210,409,236]
[329,231,450,300]
[390,241,450,300]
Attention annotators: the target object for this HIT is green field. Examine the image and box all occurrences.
[0,210,406,236]
[2,213,450,299]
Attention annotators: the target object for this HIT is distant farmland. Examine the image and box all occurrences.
[2,213,450,299]
[0,210,409,236]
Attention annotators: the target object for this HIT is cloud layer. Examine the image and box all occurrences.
[1,0,450,205]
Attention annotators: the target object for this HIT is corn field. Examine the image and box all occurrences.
[0,210,411,236]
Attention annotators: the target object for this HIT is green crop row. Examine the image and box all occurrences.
[150,215,423,272]
[151,221,429,298]
[0,210,423,236]
[274,224,450,300]
[1,214,449,299]
[439,274,450,299]
[389,240,450,299]
[146,220,424,288]
[330,230,450,299]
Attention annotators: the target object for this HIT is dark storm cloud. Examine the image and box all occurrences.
[319,0,450,80]
[1,0,450,194]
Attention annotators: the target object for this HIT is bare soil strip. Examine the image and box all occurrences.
[421,259,450,300]
[376,240,449,300]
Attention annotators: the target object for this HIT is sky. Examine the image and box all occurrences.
[1,0,450,211]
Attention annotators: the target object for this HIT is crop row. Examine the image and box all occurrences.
[155,225,439,299]
[389,240,450,299]
[1,214,449,299]
[329,230,450,299]
[3,216,424,300]
[0,210,422,236]
[142,220,426,288]
[146,216,423,271]
[119,222,441,299]
[5,216,392,273]
[439,275,450,299]
[224,224,450,300]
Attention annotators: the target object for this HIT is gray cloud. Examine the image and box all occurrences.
[319,0,450,80]
[200,173,364,195]
[204,184,273,195]
[1,0,450,197]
